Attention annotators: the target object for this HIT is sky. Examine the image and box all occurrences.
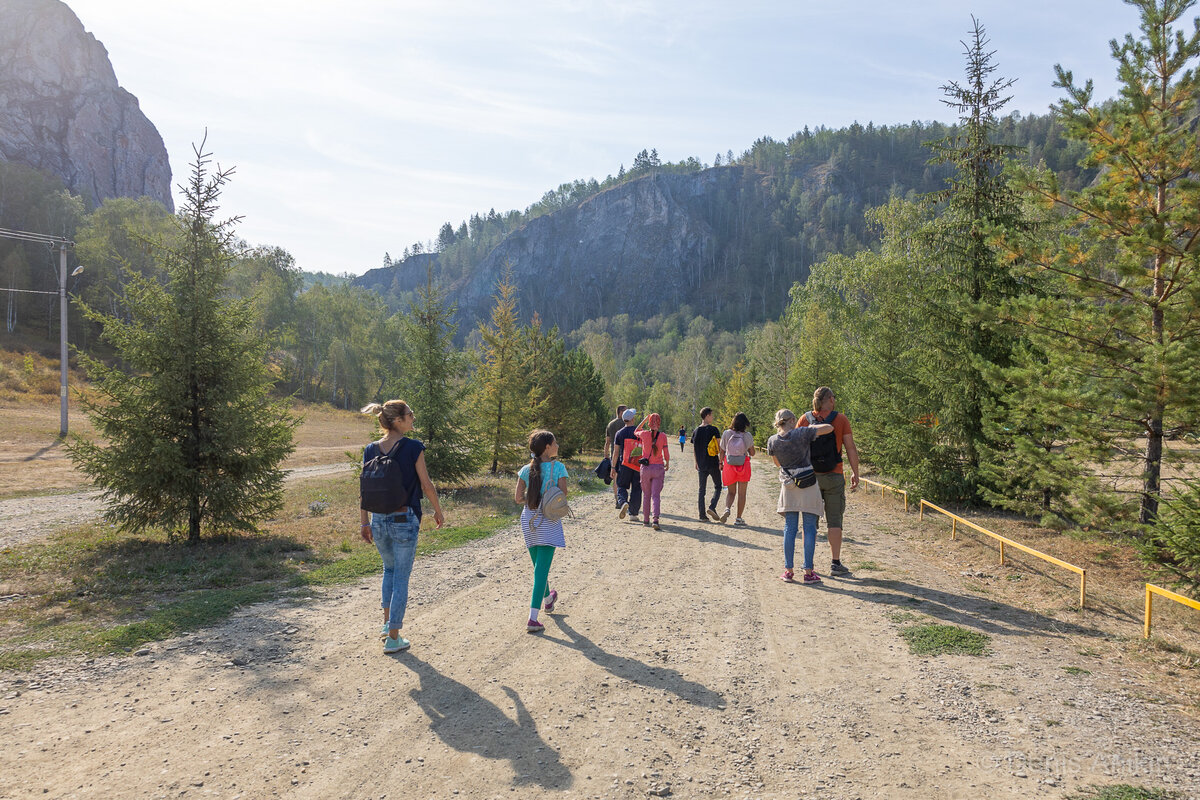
[63,0,1145,276]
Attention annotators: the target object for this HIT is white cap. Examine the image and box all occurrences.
[622,408,637,421]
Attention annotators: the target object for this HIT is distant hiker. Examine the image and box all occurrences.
[635,412,670,529]
[678,426,687,451]
[613,408,643,521]
[719,412,756,525]
[605,404,628,508]
[798,386,861,576]
[514,429,569,633]
[768,408,834,584]
[692,407,723,523]
[359,400,446,654]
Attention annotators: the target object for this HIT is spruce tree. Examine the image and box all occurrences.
[69,145,296,544]
[393,269,482,483]
[1000,0,1200,532]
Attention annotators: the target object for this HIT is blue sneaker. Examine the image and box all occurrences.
[383,635,410,653]
[380,622,390,640]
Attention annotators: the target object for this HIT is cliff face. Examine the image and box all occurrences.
[358,166,796,334]
[0,0,173,210]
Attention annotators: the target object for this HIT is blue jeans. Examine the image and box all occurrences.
[372,512,419,629]
[782,511,819,570]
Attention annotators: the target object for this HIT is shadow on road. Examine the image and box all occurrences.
[546,615,726,709]
[656,515,771,550]
[403,654,573,790]
[819,577,1107,639]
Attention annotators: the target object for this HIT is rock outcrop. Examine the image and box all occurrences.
[0,0,173,210]
[357,166,800,334]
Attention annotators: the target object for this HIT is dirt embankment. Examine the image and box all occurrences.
[1,460,1197,799]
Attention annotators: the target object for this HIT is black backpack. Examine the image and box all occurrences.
[360,439,414,513]
[805,410,842,473]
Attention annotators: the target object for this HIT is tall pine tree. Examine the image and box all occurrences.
[475,267,529,473]
[69,144,296,544]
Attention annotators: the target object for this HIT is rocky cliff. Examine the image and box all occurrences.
[357,166,800,334]
[0,0,173,210]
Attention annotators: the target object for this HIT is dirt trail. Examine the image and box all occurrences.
[2,459,1197,799]
[0,464,353,550]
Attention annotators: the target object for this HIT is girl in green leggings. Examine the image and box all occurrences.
[514,430,569,632]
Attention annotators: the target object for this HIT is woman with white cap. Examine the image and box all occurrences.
[766,408,833,584]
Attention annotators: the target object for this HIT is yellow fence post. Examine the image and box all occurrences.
[1080,570,1086,611]
[1143,584,1200,639]
[1145,584,1154,639]
[999,540,1005,566]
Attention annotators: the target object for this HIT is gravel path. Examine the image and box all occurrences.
[0,463,353,550]
[2,459,1197,799]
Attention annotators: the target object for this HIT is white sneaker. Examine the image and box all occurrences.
[734,517,747,526]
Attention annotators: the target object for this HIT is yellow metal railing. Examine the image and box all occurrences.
[919,499,1087,609]
[1144,584,1200,639]
[860,477,908,512]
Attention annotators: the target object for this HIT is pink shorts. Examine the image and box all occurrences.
[722,460,751,486]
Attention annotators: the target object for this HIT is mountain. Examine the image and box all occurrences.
[355,115,1095,336]
[0,0,173,210]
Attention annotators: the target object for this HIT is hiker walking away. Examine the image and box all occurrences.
[613,408,643,521]
[635,412,670,529]
[692,407,722,522]
[359,400,446,654]
[604,405,627,508]
[514,430,569,633]
[798,386,860,576]
[719,412,756,525]
[678,426,687,452]
[768,408,834,584]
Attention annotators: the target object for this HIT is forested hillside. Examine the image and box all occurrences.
[356,112,1096,334]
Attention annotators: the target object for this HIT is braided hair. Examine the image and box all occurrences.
[526,430,556,510]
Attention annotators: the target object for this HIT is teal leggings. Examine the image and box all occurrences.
[528,545,555,610]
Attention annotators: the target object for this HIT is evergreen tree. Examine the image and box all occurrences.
[718,360,753,432]
[394,269,483,483]
[68,145,296,544]
[1000,0,1200,534]
[476,267,528,473]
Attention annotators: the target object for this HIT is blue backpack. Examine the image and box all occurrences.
[360,439,414,513]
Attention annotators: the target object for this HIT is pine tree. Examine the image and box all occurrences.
[1000,0,1200,533]
[393,269,482,483]
[68,144,296,544]
[476,267,528,473]
[718,360,753,433]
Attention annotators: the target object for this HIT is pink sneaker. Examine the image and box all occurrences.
[802,571,822,584]
[526,618,545,633]
[781,569,795,582]
[543,589,558,613]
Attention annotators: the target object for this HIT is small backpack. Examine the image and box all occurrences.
[725,432,749,466]
[360,440,413,513]
[805,410,843,473]
[706,434,719,458]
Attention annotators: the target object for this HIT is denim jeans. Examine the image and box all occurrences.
[615,464,642,517]
[372,512,419,629]
[697,460,722,515]
[782,511,819,570]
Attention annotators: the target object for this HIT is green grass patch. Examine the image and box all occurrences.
[1064,786,1181,800]
[855,560,882,571]
[899,623,991,656]
[887,610,924,624]
[1062,665,1092,676]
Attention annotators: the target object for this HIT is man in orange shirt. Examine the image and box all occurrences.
[798,386,860,575]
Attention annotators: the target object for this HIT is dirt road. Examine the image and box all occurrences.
[2,460,1197,799]
[0,464,353,550]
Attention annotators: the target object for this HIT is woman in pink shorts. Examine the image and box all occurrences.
[719,411,755,525]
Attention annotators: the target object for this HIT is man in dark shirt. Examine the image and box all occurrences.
[613,408,643,520]
[692,406,722,522]
[604,405,627,508]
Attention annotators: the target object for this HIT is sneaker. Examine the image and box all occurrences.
[543,589,558,613]
[619,502,629,520]
[652,522,661,531]
[802,571,823,584]
[830,561,851,575]
[698,515,708,522]
[643,519,651,526]
[781,569,795,582]
[734,517,747,527]
[383,635,410,653]
[720,508,731,523]
[526,618,545,633]
[706,507,721,522]
[380,622,390,640]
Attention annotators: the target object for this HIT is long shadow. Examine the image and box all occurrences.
[656,518,770,551]
[404,654,572,790]
[819,577,1107,639]
[546,615,726,709]
[14,440,62,461]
